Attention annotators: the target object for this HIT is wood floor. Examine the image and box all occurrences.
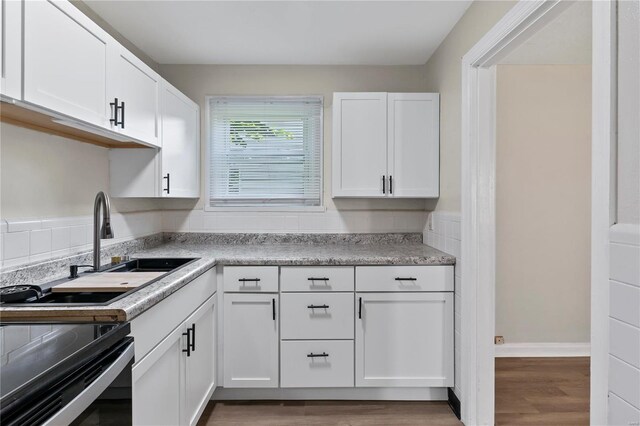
[197,357,589,425]
[495,357,590,425]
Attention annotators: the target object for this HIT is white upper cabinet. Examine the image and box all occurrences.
[332,92,388,197]
[23,0,111,127]
[332,92,440,198]
[387,93,440,198]
[159,80,200,197]
[109,78,200,198]
[108,46,161,147]
[0,0,22,99]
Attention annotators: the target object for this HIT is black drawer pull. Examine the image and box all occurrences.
[307,304,329,309]
[239,278,261,282]
[307,352,329,358]
[358,297,362,319]
[272,298,276,321]
[395,277,417,281]
[182,329,191,357]
[190,324,195,352]
[307,277,329,281]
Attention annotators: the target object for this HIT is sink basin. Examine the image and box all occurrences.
[106,258,197,273]
[1,258,199,306]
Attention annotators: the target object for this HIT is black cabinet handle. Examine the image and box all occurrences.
[163,173,170,194]
[120,101,125,129]
[358,297,362,319]
[182,329,191,357]
[190,324,195,352]
[272,298,276,321]
[389,175,393,194]
[307,352,329,358]
[307,304,329,309]
[109,98,118,126]
[307,277,329,281]
[395,277,417,281]
[239,278,260,283]
[382,175,386,194]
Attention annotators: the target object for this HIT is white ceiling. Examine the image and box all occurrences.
[84,0,472,65]
[501,1,591,65]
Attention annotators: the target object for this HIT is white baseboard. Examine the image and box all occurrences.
[494,342,591,358]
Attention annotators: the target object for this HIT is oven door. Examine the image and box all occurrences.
[44,338,134,426]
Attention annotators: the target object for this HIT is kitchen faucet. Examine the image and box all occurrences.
[93,191,114,271]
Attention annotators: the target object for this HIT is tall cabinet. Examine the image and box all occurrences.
[332,92,439,198]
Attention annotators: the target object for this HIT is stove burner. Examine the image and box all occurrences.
[0,285,42,303]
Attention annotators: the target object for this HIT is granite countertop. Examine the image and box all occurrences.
[0,233,455,323]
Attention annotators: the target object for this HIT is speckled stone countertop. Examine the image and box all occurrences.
[0,233,455,322]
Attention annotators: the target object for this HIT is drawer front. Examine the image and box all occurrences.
[281,266,354,292]
[281,340,354,388]
[356,266,454,292]
[224,266,279,292]
[281,293,354,340]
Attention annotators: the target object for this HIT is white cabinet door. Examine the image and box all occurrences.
[387,93,440,198]
[355,292,453,387]
[160,80,200,197]
[23,0,110,127]
[109,47,161,147]
[133,326,185,426]
[332,93,388,197]
[184,296,216,426]
[223,293,279,388]
[0,0,22,99]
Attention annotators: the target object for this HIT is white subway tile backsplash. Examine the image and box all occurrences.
[6,219,42,233]
[29,229,52,255]
[3,231,30,260]
[1,211,162,270]
[69,225,87,248]
[51,227,70,252]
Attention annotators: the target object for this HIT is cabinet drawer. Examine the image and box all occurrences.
[281,293,354,340]
[356,266,453,292]
[224,266,278,292]
[281,266,354,292]
[281,340,354,388]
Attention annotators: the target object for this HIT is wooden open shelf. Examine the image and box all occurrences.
[0,101,143,148]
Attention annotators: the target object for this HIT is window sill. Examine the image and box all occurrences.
[204,206,327,213]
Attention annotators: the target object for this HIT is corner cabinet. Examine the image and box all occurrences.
[332,92,439,198]
[109,79,200,198]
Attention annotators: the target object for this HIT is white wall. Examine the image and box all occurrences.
[495,65,591,344]
[422,0,517,212]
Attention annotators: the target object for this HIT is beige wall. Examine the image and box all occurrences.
[0,123,159,219]
[423,0,516,212]
[495,65,591,343]
[158,64,431,212]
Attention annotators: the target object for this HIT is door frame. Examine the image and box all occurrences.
[459,1,615,424]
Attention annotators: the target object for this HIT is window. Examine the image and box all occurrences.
[207,96,323,209]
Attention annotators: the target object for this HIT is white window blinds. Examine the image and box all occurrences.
[208,96,323,208]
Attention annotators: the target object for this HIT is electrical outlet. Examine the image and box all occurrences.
[427,213,434,231]
[495,336,505,345]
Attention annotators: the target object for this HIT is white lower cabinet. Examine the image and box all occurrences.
[281,340,354,388]
[132,292,216,425]
[355,292,454,387]
[223,293,279,388]
[184,297,217,426]
[132,325,184,426]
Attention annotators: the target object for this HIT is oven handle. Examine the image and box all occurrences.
[42,341,134,426]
